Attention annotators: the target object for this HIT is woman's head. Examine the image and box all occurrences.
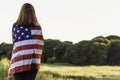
[14,3,38,26]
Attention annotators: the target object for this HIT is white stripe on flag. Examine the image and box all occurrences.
[31,30,42,35]
[12,49,42,59]
[13,39,44,49]
[32,58,41,63]
[10,59,40,70]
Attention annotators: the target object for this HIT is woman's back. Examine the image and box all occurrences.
[8,3,44,80]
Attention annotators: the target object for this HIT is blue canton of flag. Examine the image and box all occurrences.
[12,26,32,42]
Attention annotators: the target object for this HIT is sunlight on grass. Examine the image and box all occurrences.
[38,63,120,80]
[0,58,10,67]
[0,58,10,80]
[1,59,120,80]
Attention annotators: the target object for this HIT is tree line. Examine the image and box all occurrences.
[0,35,120,66]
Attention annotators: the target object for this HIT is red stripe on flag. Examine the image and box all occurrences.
[9,64,40,75]
[11,54,42,64]
[32,35,43,40]
[31,26,41,30]
[13,44,43,53]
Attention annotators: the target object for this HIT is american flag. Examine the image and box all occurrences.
[8,25,44,79]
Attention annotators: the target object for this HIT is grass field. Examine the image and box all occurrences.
[1,58,120,80]
[36,63,120,80]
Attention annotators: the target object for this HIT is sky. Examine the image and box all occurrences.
[0,0,120,44]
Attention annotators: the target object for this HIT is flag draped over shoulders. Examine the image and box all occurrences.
[8,24,44,79]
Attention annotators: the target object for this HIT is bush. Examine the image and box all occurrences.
[0,58,10,80]
[47,57,56,63]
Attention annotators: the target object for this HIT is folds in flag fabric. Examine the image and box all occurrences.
[8,24,44,79]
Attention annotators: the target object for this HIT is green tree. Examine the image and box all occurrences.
[106,35,120,41]
[64,37,110,65]
[54,41,73,62]
[107,40,120,65]
[63,40,89,65]
[88,37,110,65]
[42,39,62,63]
[0,43,13,59]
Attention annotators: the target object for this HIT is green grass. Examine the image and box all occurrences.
[0,58,11,80]
[36,63,120,80]
[1,59,120,80]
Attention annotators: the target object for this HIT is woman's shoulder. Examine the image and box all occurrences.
[12,25,21,30]
[31,23,42,30]
[12,23,42,30]
[35,23,40,26]
[12,25,25,30]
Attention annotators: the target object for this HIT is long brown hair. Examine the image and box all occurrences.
[14,3,38,26]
